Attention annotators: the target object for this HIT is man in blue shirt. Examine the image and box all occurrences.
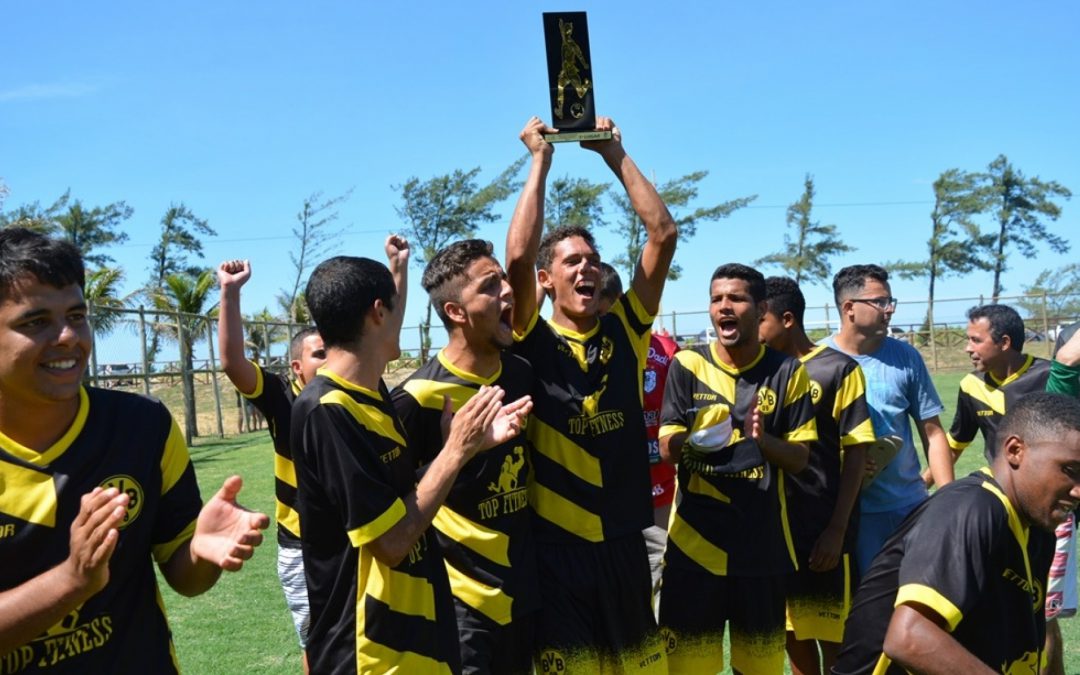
[823,264,952,575]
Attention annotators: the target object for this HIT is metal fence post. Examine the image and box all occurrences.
[671,311,678,341]
[205,318,225,438]
[88,300,100,387]
[823,304,831,335]
[138,306,151,396]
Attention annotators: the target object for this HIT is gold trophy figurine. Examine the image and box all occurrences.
[542,12,612,143]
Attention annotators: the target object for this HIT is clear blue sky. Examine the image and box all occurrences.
[3,1,1078,351]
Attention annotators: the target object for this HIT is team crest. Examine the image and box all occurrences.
[644,369,658,394]
[99,475,143,529]
[660,627,678,654]
[809,379,823,405]
[756,387,778,415]
[538,649,567,673]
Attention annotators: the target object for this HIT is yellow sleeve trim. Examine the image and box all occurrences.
[160,418,191,495]
[513,307,540,342]
[153,518,197,564]
[896,583,963,631]
[240,361,265,399]
[347,498,406,547]
[785,417,818,443]
[841,418,877,448]
[946,433,971,452]
[659,424,687,439]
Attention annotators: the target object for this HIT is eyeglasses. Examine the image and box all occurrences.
[850,296,898,311]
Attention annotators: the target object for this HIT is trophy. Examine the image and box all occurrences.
[542,12,612,143]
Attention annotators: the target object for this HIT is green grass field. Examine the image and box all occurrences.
[158,372,1080,674]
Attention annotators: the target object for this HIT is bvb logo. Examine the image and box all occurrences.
[570,102,585,119]
[99,475,144,529]
[756,387,778,415]
[660,627,678,655]
[538,649,567,674]
[809,379,823,405]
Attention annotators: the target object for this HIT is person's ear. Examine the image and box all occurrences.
[1002,434,1025,469]
[782,311,797,329]
[1000,333,1013,351]
[445,301,467,325]
[537,268,554,291]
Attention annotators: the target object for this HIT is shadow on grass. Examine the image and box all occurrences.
[188,432,268,464]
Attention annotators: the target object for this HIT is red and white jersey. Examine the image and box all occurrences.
[644,331,679,508]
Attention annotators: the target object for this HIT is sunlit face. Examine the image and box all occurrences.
[540,236,601,321]
[965,318,1008,375]
[452,256,515,350]
[290,334,326,386]
[843,278,894,338]
[709,277,763,349]
[1012,430,1080,532]
[758,308,788,350]
[0,277,92,413]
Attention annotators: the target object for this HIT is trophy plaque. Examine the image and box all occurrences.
[542,12,611,143]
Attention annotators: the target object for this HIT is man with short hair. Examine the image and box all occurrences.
[659,264,817,675]
[947,303,1050,464]
[833,391,1080,674]
[217,258,326,672]
[505,115,677,672]
[291,235,531,674]
[759,276,875,675]
[391,239,539,675]
[0,228,269,672]
[823,264,951,575]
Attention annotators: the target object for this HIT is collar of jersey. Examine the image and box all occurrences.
[979,470,1034,599]
[317,367,382,399]
[0,387,90,466]
[799,343,829,364]
[547,316,601,342]
[988,354,1034,388]
[437,350,502,385]
[710,342,765,374]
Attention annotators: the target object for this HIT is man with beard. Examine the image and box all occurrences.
[658,263,817,674]
[832,392,1080,675]
[505,115,677,673]
[823,264,952,575]
[392,239,539,674]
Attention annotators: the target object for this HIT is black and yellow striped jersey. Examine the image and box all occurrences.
[391,350,539,626]
[659,343,817,577]
[0,387,202,674]
[241,362,302,546]
[834,471,1053,674]
[511,289,654,544]
[786,345,876,557]
[947,355,1050,463]
[291,369,458,675]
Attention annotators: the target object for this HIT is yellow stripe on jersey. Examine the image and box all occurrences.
[275,453,297,488]
[842,418,877,448]
[946,433,972,452]
[529,481,604,542]
[529,417,603,487]
[363,553,438,621]
[659,424,687,439]
[677,349,738,404]
[0,388,90,467]
[348,498,407,547]
[152,518,197,564]
[609,289,654,365]
[277,503,301,540]
[778,471,799,570]
[981,480,1034,605]
[0,461,57,526]
[432,504,510,567]
[871,654,893,675]
[960,372,1006,416]
[445,562,514,625]
[686,473,731,503]
[355,639,452,675]
[240,360,264,398]
[319,390,407,447]
[786,417,818,443]
[833,367,868,423]
[160,419,190,495]
[154,584,182,672]
[668,511,728,575]
[783,364,811,406]
[896,583,963,631]
[402,378,473,413]
[437,350,502,385]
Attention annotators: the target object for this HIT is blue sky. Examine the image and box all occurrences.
[3,1,1078,353]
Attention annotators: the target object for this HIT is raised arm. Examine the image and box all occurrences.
[506,117,555,333]
[216,259,258,395]
[582,117,677,315]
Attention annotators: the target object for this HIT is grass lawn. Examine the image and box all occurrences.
[158,371,1080,674]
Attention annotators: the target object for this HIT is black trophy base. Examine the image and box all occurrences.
[543,130,613,143]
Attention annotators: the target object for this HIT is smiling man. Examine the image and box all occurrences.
[505,115,677,673]
[0,228,269,673]
[833,391,1080,675]
[391,239,539,675]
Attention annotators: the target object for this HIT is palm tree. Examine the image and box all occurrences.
[149,270,216,445]
[85,266,130,336]
[246,307,288,365]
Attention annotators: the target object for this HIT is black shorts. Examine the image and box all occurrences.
[534,533,667,674]
[456,599,536,675]
[786,553,854,643]
[659,566,787,674]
